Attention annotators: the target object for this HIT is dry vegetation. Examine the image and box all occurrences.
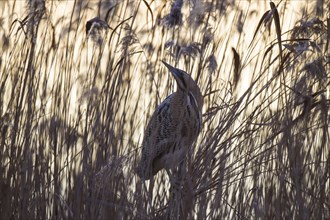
[0,0,329,219]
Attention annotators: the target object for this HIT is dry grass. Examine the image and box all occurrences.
[0,0,329,219]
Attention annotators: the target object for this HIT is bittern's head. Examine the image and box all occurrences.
[162,60,203,111]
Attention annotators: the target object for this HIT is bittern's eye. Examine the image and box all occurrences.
[179,72,187,88]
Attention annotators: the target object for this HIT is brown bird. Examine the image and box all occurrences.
[137,61,203,180]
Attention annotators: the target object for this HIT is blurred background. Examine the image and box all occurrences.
[0,0,329,219]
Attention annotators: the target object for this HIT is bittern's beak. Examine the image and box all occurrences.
[162,60,186,90]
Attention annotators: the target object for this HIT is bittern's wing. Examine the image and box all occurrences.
[138,94,179,179]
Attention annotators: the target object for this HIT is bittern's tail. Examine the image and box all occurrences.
[136,163,152,181]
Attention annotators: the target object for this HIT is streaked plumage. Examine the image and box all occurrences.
[137,61,203,180]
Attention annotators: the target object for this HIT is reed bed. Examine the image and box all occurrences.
[0,0,329,219]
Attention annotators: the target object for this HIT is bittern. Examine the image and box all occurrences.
[137,61,203,180]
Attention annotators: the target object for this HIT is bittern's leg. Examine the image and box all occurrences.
[166,168,183,192]
[148,176,154,214]
[177,158,187,214]
[177,158,187,184]
[166,165,188,220]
